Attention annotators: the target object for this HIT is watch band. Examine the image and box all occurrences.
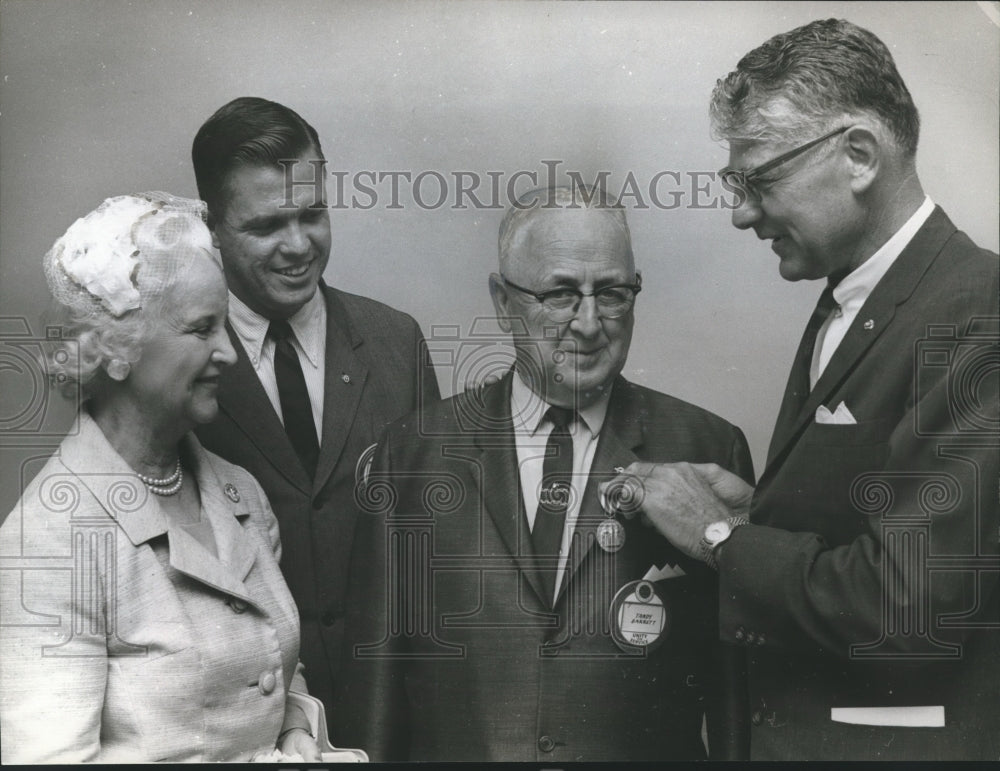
[703,516,750,570]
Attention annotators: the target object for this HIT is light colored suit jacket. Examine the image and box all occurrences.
[195,283,439,732]
[0,411,305,762]
[338,373,754,761]
[718,207,1000,760]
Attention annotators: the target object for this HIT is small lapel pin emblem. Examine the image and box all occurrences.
[224,483,240,502]
[863,319,875,330]
[342,373,351,384]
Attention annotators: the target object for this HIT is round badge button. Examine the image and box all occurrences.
[609,579,670,653]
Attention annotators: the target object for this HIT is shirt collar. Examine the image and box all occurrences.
[227,292,269,364]
[833,195,935,309]
[509,368,611,437]
[227,289,325,367]
[285,289,325,367]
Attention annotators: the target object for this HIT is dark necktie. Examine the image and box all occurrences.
[270,320,319,478]
[533,405,575,604]
[767,282,840,464]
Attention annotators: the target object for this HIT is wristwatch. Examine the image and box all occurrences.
[700,516,750,570]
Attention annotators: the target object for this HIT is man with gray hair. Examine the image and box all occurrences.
[603,18,999,760]
[337,186,754,761]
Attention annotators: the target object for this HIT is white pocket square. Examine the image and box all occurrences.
[830,705,944,727]
[815,401,856,425]
[643,561,687,581]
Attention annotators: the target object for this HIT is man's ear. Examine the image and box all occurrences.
[488,273,513,333]
[843,125,880,195]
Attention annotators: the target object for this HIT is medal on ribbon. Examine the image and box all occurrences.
[596,465,637,553]
[596,517,626,553]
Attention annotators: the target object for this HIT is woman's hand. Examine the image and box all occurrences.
[278,727,322,761]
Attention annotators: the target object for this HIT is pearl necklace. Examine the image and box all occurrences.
[137,459,183,496]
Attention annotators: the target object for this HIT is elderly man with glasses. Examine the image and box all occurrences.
[603,18,999,761]
[335,186,754,761]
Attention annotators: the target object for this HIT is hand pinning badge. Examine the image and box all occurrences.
[596,466,643,553]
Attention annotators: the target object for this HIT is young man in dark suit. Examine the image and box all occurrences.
[337,187,754,761]
[191,98,440,734]
[606,19,999,760]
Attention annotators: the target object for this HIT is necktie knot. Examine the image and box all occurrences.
[815,284,840,320]
[545,405,575,431]
[269,320,295,344]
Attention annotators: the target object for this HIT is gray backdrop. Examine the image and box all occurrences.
[1,0,998,518]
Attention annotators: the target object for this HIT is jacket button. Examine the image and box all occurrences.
[751,710,763,726]
[312,498,325,510]
[322,611,340,626]
[228,597,248,613]
[258,671,277,695]
[537,735,555,753]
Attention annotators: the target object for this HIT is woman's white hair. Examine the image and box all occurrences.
[41,192,217,398]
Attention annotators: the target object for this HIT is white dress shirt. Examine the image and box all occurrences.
[811,196,935,387]
[510,372,611,604]
[227,290,327,439]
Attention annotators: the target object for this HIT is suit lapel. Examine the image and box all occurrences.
[167,439,260,606]
[165,525,257,606]
[472,372,551,606]
[556,378,642,606]
[194,441,258,572]
[216,322,312,495]
[216,283,373,496]
[315,285,369,493]
[765,301,898,470]
[61,415,260,606]
[760,206,958,481]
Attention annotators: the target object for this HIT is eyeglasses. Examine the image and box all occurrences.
[501,272,642,321]
[720,126,850,204]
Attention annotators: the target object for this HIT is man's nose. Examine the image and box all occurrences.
[280,222,310,254]
[569,294,602,337]
[731,197,762,230]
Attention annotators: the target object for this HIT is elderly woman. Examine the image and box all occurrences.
[0,194,322,762]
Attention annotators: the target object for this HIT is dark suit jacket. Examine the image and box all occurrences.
[338,372,754,761]
[718,207,1000,760]
[195,283,440,727]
